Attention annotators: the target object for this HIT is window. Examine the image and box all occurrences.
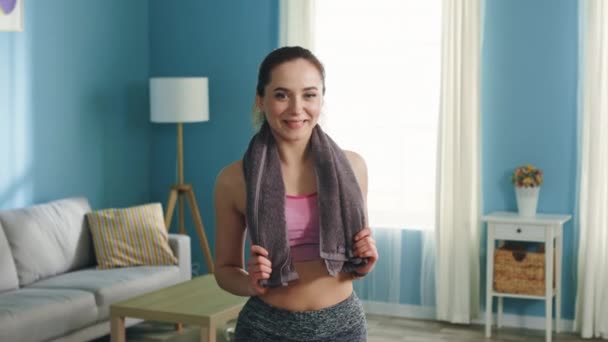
[313,1,441,230]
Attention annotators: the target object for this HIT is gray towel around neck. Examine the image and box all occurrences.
[243,122,368,287]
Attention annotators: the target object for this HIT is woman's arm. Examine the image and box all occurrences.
[213,163,271,296]
[344,150,369,223]
[345,151,378,277]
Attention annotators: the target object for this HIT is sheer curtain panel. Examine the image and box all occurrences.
[434,0,482,324]
[279,0,316,49]
[575,0,608,338]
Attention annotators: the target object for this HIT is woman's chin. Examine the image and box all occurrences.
[270,120,315,141]
[278,128,313,142]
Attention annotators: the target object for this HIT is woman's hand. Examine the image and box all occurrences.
[352,228,378,276]
[247,245,272,296]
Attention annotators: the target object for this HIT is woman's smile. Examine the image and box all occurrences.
[283,119,308,130]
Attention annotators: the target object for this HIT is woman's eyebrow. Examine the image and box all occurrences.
[272,86,319,93]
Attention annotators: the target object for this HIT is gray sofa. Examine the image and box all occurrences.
[0,197,192,342]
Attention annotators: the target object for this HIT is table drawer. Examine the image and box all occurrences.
[493,223,545,241]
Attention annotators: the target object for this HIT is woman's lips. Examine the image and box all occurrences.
[284,120,306,129]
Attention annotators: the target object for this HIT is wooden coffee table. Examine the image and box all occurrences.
[110,274,246,342]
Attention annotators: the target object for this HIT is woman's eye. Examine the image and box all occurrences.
[304,93,317,99]
[274,92,287,100]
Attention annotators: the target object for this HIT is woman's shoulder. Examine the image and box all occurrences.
[343,150,368,195]
[215,160,245,194]
[343,150,367,173]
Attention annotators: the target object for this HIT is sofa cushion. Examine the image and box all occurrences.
[0,221,19,293]
[0,197,95,286]
[86,203,177,268]
[0,288,97,342]
[30,265,181,320]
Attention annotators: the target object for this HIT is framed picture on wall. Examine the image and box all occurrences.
[0,0,23,32]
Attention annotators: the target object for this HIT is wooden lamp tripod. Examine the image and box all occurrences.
[150,77,214,273]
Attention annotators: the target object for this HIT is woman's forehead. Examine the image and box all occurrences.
[268,59,323,89]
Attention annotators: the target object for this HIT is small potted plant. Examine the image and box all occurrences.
[511,165,543,217]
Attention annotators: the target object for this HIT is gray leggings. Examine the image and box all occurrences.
[234,292,367,341]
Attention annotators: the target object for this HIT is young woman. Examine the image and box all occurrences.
[214,46,378,341]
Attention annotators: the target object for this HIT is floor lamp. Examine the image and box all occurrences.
[150,77,214,273]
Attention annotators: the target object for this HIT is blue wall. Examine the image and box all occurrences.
[0,1,151,210]
[482,0,578,319]
[148,0,279,274]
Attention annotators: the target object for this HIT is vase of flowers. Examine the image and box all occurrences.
[511,165,543,217]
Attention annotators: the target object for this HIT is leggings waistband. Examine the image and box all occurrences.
[235,292,367,341]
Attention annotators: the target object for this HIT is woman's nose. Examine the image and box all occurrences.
[288,97,304,115]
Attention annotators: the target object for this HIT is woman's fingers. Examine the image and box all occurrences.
[355,245,378,258]
[247,245,272,295]
[250,245,269,257]
[247,260,271,279]
[249,245,272,272]
[258,263,273,274]
[352,231,378,260]
[249,254,272,267]
[354,228,372,241]
[248,262,272,275]
[353,228,374,251]
[249,275,268,296]
[354,236,376,250]
[355,244,372,256]
[247,263,270,295]
[351,228,379,277]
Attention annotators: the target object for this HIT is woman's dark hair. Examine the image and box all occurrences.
[256,46,326,97]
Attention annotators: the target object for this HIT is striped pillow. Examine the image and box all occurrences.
[86,203,177,268]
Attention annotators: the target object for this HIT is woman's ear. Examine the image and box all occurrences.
[255,95,264,113]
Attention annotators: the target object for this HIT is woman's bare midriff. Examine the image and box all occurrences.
[258,259,354,311]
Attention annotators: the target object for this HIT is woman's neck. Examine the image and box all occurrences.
[276,138,312,167]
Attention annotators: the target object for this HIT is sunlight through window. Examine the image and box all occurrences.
[314,0,441,230]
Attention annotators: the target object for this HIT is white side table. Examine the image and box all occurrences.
[482,212,571,342]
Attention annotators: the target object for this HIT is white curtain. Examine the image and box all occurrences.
[434,0,482,324]
[575,0,608,338]
[278,0,316,49]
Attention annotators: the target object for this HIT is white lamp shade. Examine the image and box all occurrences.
[150,77,209,123]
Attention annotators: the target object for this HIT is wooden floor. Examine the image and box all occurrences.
[95,314,599,341]
[366,315,597,341]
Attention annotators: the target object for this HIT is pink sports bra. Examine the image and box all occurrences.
[285,192,320,262]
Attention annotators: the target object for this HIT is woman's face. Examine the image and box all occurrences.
[257,58,324,142]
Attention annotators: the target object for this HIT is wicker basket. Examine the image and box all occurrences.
[493,247,554,296]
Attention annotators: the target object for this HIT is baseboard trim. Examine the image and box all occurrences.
[362,301,436,320]
[362,300,575,332]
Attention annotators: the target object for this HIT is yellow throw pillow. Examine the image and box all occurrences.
[86,203,177,269]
